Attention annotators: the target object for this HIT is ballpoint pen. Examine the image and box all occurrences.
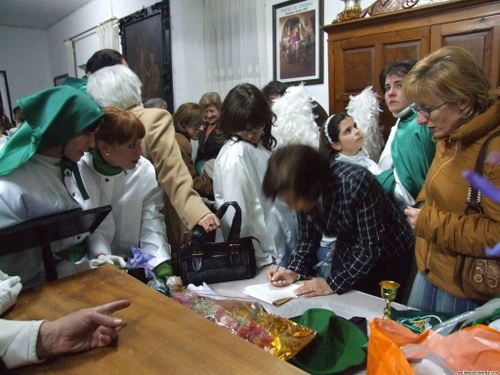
[271,251,287,281]
[275,251,287,272]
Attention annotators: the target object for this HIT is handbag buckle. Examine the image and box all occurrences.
[229,251,241,265]
[191,249,204,272]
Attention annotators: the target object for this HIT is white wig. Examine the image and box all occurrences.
[87,64,142,109]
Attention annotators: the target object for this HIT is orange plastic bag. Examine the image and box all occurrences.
[367,317,500,374]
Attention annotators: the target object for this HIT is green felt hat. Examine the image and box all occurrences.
[289,308,367,374]
[0,85,102,176]
[62,75,89,93]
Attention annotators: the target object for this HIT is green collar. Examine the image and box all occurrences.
[92,149,125,176]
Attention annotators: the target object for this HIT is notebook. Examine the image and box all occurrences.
[243,282,301,306]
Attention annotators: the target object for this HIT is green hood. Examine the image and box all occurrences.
[0,85,102,176]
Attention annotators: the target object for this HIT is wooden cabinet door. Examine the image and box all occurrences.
[331,27,430,139]
[431,14,500,100]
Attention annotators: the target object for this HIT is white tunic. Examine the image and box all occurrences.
[0,319,44,369]
[78,153,170,267]
[0,154,110,287]
[213,139,297,268]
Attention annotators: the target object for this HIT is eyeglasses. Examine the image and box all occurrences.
[235,125,265,137]
[409,102,448,118]
[192,121,206,128]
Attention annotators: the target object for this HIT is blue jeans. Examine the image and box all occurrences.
[408,271,480,314]
[314,246,332,278]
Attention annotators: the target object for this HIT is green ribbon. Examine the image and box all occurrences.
[92,148,125,176]
[61,157,89,200]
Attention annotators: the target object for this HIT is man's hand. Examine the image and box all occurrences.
[36,299,131,359]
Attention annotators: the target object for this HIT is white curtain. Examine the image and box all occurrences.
[203,0,269,98]
[64,39,77,77]
[96,18,120,50]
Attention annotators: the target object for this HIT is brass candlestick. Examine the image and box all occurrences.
[379,280,400,319]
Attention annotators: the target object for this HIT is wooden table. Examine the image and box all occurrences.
[5,265,307,375]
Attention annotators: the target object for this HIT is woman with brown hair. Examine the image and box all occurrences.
[403,46,500,313]
[213,83,297,269]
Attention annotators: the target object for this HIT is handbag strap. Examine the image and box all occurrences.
[190,201,242,245]
[466,130,500,214]
[214,201,242,242]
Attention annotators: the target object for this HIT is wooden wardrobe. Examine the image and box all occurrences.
[322,0,500,139]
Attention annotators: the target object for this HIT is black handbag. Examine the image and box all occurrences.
[174,201,257,285]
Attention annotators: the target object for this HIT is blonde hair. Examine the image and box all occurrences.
[199,92,222,111]
[403,46,490,123]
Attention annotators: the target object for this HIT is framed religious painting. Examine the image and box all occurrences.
[119,0,174,111]
[0,71,13,123]
[273,0,324,85]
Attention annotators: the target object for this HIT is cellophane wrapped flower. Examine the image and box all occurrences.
[126,246,156,278]
[172,290,316,360]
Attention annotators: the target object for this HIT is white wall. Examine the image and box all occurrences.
[0,26,53,107]
[170,0,205,109]
[0,0,373,116]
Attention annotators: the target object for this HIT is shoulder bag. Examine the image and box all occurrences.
[453,131,500,301]
[174,201,257,285]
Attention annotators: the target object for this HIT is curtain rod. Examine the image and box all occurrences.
[64,17,118,42]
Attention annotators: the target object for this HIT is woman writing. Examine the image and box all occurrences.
[264,145,414,301]
[79,107,181,285]
[403,46,500,313]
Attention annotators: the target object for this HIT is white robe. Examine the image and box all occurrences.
[0,154,110,287]
[213,139,297,268]
[78,154,170,267]
[0,320,44,369]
